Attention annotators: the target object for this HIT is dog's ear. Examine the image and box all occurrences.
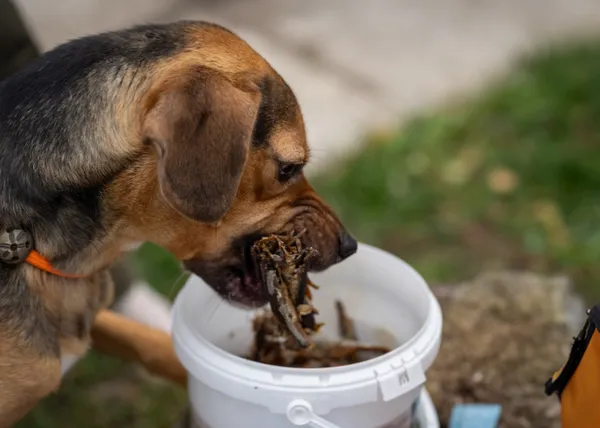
[143,71,260,223]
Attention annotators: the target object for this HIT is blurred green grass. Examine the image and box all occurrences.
[17,38,600,426]
[316,40,600,302]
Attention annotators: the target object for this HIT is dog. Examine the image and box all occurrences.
[0,20,357,425]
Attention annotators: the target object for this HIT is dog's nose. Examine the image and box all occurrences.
[338,230,358,260]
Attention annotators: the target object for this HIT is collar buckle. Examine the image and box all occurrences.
[0,227,33,265]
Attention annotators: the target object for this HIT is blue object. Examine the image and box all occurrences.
[448,404,502,428]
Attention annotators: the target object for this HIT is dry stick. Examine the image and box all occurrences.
[91,309,187,386]
[251,232,318,347]
[335,300,391,363]
[336,300,360,363]
[336,300,358,341]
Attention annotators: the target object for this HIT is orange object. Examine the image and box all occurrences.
[546,305,600,428]
[25,250,87,278]
[91,309,187,386]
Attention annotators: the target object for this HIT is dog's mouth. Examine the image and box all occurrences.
[185,232,324,309]
[185,222,348,309]
[219,241,268,308]
[219,266,266,308]
[184,237,270,308]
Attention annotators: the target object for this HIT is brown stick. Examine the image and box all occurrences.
[336,300,358,341]
[91,309,187,387]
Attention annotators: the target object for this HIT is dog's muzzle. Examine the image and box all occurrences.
[184,226,357,309]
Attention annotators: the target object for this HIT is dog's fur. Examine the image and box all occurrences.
[0,20,356,425]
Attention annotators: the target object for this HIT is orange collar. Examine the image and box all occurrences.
[25,250,87,279]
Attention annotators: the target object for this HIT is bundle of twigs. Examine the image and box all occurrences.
[248,233,390,368]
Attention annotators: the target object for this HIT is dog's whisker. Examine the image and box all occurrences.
[306,149,329,159]
[206,295,226,325]
[166,271,188,301]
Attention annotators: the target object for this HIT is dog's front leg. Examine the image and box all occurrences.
[0,332,61,427]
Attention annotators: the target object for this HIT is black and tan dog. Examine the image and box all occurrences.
[0,20,357,425]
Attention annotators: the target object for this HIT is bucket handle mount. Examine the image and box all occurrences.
[287,400,340,428]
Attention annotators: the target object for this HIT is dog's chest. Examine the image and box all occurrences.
[56,269,115,357]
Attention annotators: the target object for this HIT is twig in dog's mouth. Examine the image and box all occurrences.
[250,231,319,347]
[248,232,391,368]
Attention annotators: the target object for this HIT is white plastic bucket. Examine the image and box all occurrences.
[172,243,443,428]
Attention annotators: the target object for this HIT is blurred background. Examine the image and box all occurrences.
[4,0,600,426]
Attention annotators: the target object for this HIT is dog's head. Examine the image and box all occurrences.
[113,24,357,307]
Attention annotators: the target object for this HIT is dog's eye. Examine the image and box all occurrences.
[278,162,303,182]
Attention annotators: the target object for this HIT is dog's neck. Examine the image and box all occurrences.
[0,165,147,282]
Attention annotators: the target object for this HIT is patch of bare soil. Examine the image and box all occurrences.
[427,271,584,428]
